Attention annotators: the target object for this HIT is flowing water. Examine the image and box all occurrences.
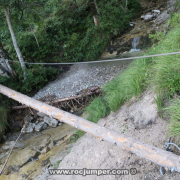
[129,36,141,53]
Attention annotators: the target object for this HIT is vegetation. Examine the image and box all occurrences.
[0,64,58,94]
[0,105,8,140]
[84,12,180,137]
[0,0,140,63]
[0,0,141,139]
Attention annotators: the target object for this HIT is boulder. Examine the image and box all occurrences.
[35,122,48,132]
[44,116,58,127]
[153,10,170,25]
[22,122,35,133]
[2,141,25,150]
[144,14,154,22]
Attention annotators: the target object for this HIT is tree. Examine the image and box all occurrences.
[0,1,27,80]
[4,6,27,80]
[0,41,15,78]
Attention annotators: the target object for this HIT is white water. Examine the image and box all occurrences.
[129,36,141,53]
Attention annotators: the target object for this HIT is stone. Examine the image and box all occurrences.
[153,10,170,25]
[152,10,160,15]
[2,141,25,150]
[35,122,48,132]
[144,14,154,22]
[58,122,62,126]
[32,135,51,153]
[37,112,46,118]
[22,122,35,133]
[24,115,33,122]
[44,116,58,127]
[3,148,38,175]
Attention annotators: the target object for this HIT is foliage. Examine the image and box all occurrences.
[150,30,180,98]
[167,12,180,28]
[70,130,85,142]
[149,31,165,45]
[165,99,180,136]
[0,106,8,140]
[0,0,141,63]
[84,12,180,138]
[84,97,110,123]
[103,54,152,111]
[0,64,58,94]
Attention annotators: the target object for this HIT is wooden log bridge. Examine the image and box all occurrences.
[0,84,180,172]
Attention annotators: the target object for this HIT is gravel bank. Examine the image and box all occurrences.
[33,60,132,100]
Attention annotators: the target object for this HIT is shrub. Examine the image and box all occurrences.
[0,106,8,139]
[0,64,58,94]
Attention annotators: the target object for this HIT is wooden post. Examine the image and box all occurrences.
[0,84,180,172]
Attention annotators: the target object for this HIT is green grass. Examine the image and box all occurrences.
[83,57,152,122]
[84,97,110,123]
[165,99,180,136]
[84,12,180,137]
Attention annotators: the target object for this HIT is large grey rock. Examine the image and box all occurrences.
[153,10,170,25]
[22,122,35,133]
[32,135,51,153]
[35,122,48,132]
[2,141,25,150]
[144,14,154,22]
[44,116,58,127]
[3,148,38,175]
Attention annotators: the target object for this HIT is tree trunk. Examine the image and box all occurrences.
[94,0,100,15]
[4,7,27,80]
[93,15,99,26]
[1,84,180,172]
[0,42,15,78]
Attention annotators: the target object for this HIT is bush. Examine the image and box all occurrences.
[0,64,58,94]
[84,97,110,123]
[1,0,141,63]
[0,106,8,140]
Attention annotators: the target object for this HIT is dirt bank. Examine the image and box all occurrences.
[46,90,180,180]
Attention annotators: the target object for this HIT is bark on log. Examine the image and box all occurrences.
[0,84,180,172]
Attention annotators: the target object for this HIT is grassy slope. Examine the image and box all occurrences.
[83,12,180,138]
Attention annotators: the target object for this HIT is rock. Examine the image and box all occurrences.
[152,10,160,15]
[167,6,175,14]
[44,116,58,127]
[3,148,38,175]
[37,112,46,118]
[144,14,154,22]
[32,135,51,153]
[35,122,48,132]
[153,10,170,25]
[22,122,35,133]
[24,115,33,122]
[130,22,135,27]
[58,122,62,126]
[2,141,25,150]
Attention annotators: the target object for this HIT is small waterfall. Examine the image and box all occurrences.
[129,36,141,53]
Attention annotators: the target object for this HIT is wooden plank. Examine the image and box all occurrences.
[0,84,180,172]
